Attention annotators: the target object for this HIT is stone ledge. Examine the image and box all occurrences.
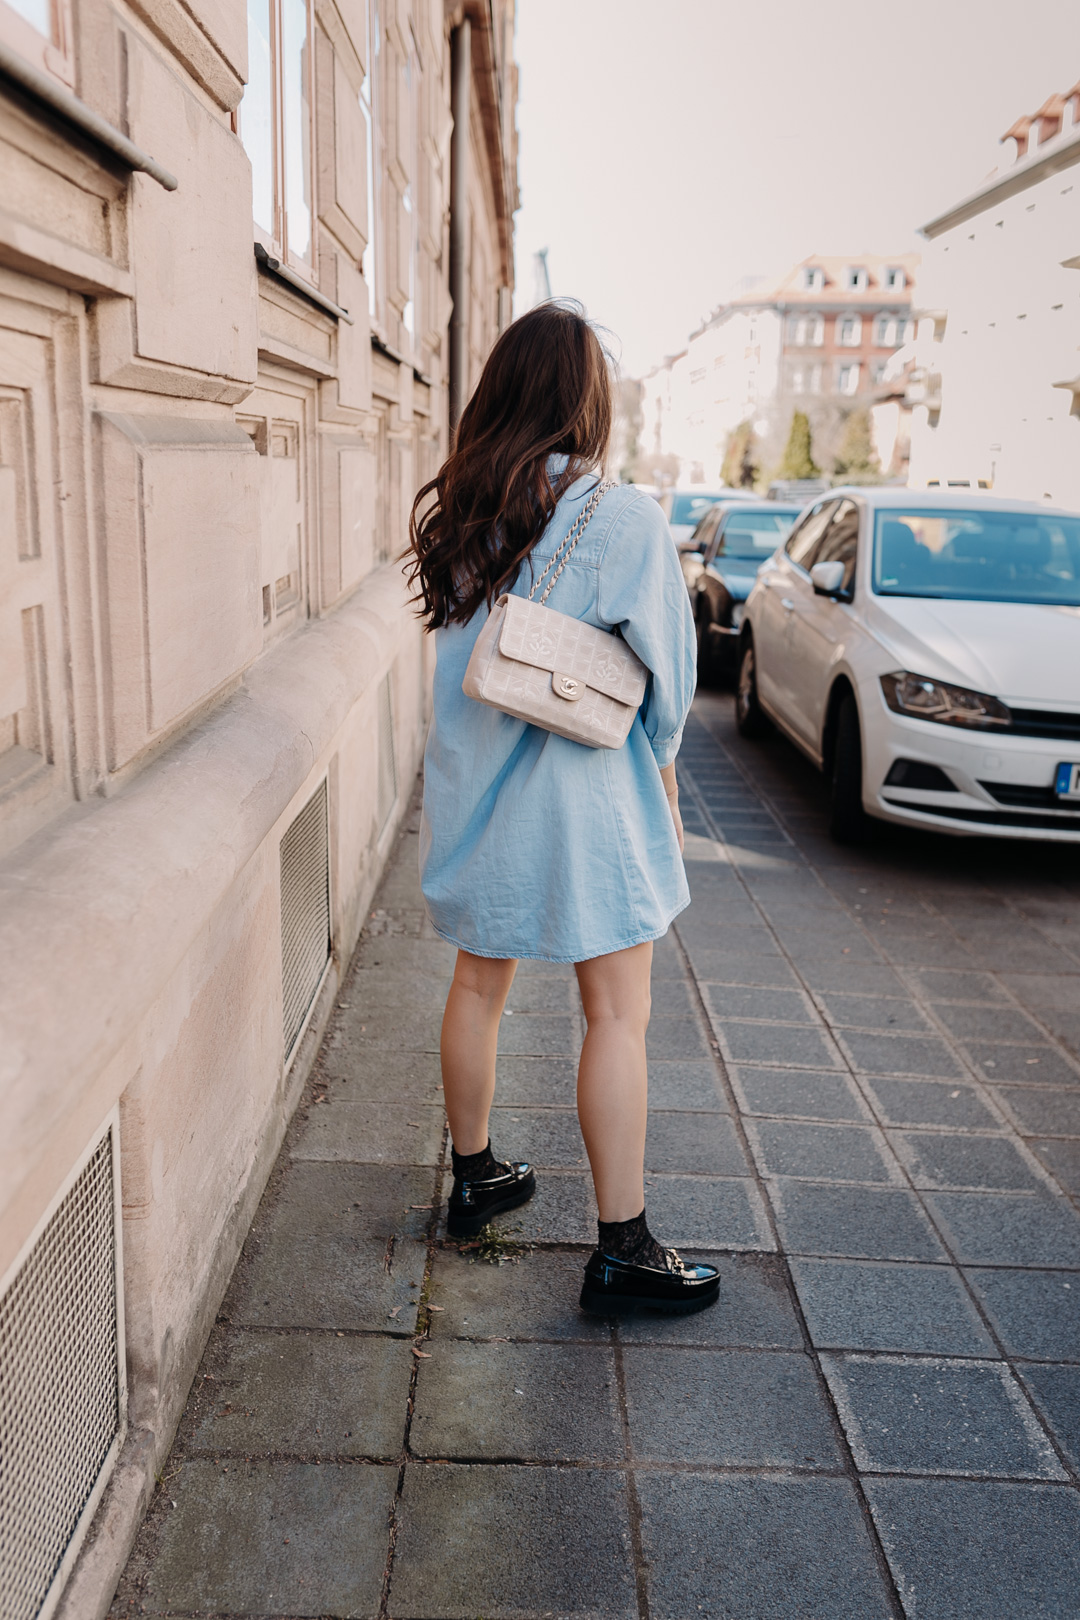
[0,560,413,1232]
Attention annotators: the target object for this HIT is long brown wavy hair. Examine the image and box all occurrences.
[407,301,613,628]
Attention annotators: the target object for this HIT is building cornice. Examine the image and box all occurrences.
[921,126,1080,238]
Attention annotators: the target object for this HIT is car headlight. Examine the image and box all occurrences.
[730,602,744,631]
[880,672,1011,730]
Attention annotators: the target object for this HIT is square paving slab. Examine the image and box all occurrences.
[964,1268,1080,1360]
[644,1109,749,1175]
[1017,1362,1080,1470]
[790,1258,996,1356]
[224,1162,432,1332]
[749,1119,896,1183]
[188,1330,414,1458]
[821,1354,1065,1478]
[924,1190,1080,1267]
[768,1180,947,1261]
[863,1076,1000,1130]
[389,1464,637,1619]
[426,1247,611,1342]
[624,1345,843,1468]
[733,1064,868,1121]
[116,1459,396,1617]
[867,1478,1080,1619]
[410,1339,621,1462]
[637,1472,893,1620]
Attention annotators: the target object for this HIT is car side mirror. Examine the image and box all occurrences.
[811,560,846,596]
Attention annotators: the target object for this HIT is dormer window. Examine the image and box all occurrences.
[803,266,825,292]
[846,266,868,291]
[884,266,906,291]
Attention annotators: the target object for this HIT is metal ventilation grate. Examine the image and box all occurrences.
[376,673,397,833]
[0,1124,123,1620]
[281,778,331,1056]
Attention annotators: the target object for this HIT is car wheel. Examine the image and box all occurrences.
[829,691,872,844]
[735,637,769,738]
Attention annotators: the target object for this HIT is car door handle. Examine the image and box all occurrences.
[780,597,795,612]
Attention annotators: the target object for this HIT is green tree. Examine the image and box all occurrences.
[832,407,880,482]
[721,420,759,489]
[778,410,820,480]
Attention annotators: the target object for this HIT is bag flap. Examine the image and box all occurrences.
[496,595,648,704]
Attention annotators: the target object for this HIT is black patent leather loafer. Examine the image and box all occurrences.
[579,1248,720,1316]
[446,1160,536,1238]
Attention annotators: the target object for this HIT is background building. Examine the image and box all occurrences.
[903,79,1080,504]
[641,254,919,487]
[0,2,515,1615]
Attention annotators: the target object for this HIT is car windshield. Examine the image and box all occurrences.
[719,512,798,559]
[873,509,1080,606]
[670,493,722,526]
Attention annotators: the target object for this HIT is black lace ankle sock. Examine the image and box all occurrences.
[451,1140,501,1181]
[597,1209,669,1270]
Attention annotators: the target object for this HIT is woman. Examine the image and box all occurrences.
[408,302,719,1316]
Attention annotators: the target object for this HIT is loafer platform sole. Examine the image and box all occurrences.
[578,1280,720,1316]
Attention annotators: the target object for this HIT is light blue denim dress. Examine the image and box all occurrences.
[419,473,696,962]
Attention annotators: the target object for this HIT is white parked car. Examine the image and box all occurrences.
[735,488,1080,842]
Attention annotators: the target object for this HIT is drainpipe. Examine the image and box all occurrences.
[448,18,471,436]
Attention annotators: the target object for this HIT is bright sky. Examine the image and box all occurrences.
[512,0,1079,377]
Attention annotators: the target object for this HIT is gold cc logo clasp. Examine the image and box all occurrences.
[552,672,583,702]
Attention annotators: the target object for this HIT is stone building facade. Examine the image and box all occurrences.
[0,1,515,1615]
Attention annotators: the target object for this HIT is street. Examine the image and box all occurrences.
[113,691,1080,1619]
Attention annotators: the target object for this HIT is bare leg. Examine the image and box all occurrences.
[440,950,517,1155]
[574,941,653,1223]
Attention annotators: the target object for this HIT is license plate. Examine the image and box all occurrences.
[1055,762,1080,801]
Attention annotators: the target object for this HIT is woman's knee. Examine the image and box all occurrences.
[453,949,517,1004]
[576,945,653,1031]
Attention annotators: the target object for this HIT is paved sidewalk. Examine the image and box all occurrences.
[115,697,1080,1618]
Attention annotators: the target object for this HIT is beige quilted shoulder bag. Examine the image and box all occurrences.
[462,480,648,749]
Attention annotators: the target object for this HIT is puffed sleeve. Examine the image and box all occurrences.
[597,492,697,767]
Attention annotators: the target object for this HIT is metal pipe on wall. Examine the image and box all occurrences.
[448,18,471,435]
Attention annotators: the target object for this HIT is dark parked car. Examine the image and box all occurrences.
[690,503,802,680]
[657,487,757,550]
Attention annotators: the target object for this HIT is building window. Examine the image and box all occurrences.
[870,359,888,384]
[803,266,824,292]
[786,314,825,346]
[400,34,419,340]
[792,367,805,393]
[809,363,824,394]
[360,0,382,319]
[837,315,862,347]
[0,0,73,83]
[875,315,910,347]
[846,266,868,291]
[241,0,315,270]
[884,265,906,291]
[837,363,860,395]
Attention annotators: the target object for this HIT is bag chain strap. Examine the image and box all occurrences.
[528,479,617,606]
